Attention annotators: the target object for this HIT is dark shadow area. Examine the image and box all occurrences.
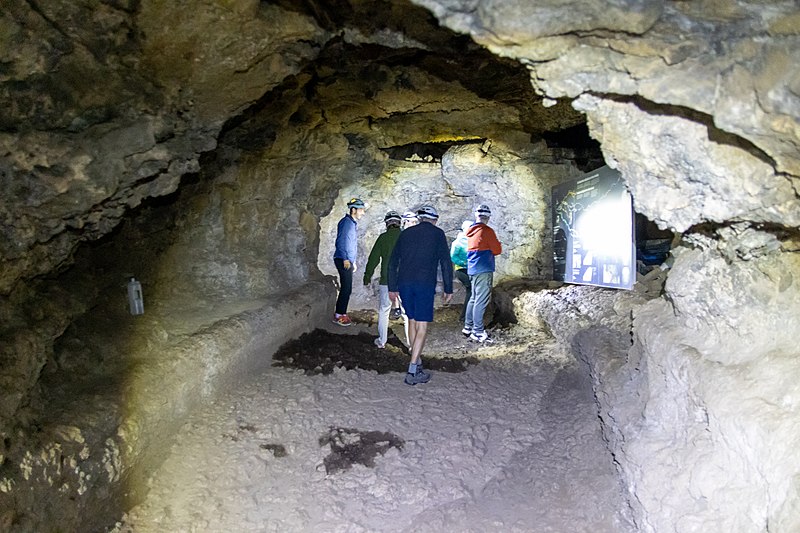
[222,423,288,457]
[542,123,604,172]
[260,443,289,457]
[381,139,485,162]
[319,426,404,474]
[272,328,478,374]
[635,213,676,273]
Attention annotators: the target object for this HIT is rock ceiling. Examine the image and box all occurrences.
[1,0,798,294]
[0,0,591,297]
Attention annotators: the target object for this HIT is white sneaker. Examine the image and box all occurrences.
[374,338,386,349]
[469,331,493,343]
[461,326,472,337]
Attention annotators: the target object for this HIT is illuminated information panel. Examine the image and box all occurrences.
[552,165,635,290]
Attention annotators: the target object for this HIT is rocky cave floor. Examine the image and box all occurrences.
[108,304,636,532]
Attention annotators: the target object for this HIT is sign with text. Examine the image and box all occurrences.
[552,165,635,290]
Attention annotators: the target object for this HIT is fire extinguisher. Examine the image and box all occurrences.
[127,278,144,315]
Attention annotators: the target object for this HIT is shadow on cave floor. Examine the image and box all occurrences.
[272,325,478,375]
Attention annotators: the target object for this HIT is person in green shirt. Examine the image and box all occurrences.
[363,210,406,348]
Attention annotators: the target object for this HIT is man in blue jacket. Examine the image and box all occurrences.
[333,197,365,326]
[388,205,453,385]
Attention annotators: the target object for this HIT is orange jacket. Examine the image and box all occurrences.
[466,223,501,274]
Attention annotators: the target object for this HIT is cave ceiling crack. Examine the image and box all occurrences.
[232,38,326,75]
[372,101,492,119]
[583,91,777,170]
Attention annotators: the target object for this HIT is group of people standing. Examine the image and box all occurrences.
[332,198,502,386]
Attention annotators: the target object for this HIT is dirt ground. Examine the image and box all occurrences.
[117,301,632,532]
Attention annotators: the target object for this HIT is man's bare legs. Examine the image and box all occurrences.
[407,319,428,365]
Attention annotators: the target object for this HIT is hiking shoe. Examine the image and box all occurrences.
[374,338,385,349]
[461,326,472,337]
[404,368,431,386]
[469,331,493,343]
[332,314,352,326]
[390,308,403,320]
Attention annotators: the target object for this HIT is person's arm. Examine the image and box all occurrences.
[387,235,402,293]
[349,220,359,262]
[439,232,454,295]
[489,227,502,256]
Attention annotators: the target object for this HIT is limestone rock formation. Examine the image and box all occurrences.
[0,0,327,296]
[409,1,800,530]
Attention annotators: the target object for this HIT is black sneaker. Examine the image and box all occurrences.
[404,368,431,385]
[461,326,472,337]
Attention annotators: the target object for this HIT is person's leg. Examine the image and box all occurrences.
[464,274,476,332]
[471,272,493,335]
[455,268,471,322]
[376,285,391,347]
[398,285,415,348]
[334,258,353,315]
[407,318,417,356]
[409,320,428,365]
[399,296,410,346]
[403,283,434,385]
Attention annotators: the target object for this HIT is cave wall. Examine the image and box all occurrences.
[319,142,579,309]
[0,0,327,296]
[0,0,329,455]
[1,2,588,528]
[411,0,800,530]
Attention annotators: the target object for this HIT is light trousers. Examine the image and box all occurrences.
[464,272,493,334]
[378,285,409,346]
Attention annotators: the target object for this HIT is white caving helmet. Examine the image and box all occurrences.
[417,204,439,220]
[474,204,491,218]
[401,211,419,229]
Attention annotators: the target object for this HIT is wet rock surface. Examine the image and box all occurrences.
[273,327,477,375]
[319,427,405,475]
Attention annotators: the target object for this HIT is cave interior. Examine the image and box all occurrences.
[1,0,799,531]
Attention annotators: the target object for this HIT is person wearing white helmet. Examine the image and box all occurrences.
[450,219,474,325]
[363,210,407,348]
[388,204,454,385]
[332,197,366,326]
[391,211,418,320]
[464,204,502,343]
[400,211,419,230]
